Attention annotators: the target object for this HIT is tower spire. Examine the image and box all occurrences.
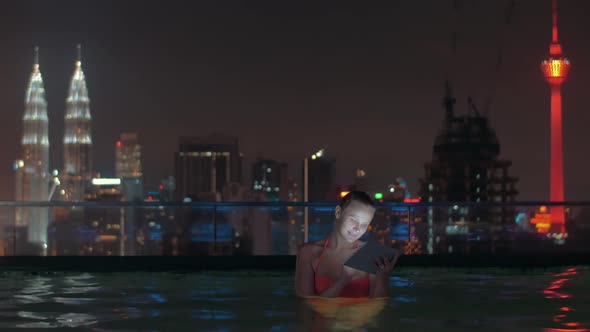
[552,0,558,43]
[33,46,39,69]
[549,0,562,56]
[76,43,82,66]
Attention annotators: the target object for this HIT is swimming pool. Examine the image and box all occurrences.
[0,267,588,331]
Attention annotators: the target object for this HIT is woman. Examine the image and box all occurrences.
[295,191,398,298]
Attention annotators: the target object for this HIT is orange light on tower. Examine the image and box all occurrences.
[541,0,570,232]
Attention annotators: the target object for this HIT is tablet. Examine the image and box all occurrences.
[344,241,399,275]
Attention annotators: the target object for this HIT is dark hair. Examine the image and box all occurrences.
[338,191,375,210]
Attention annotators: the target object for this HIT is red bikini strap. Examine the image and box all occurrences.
[314,238,330,271]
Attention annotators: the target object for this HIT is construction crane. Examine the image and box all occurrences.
[445,0,516,114]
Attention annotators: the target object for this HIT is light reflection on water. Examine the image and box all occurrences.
[0,267,587,331]
[544,268,590,332]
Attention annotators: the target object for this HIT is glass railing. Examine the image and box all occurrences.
[0,201,588,256]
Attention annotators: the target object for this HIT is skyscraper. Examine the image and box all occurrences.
[116,133,143,200]
[14,47,50,249]
[418,83,519,254]
[419,83,519,215]
[353,168,369,192]
[116,133,142,178]
[304,149,335,202]
[115,133,143,255]
[175,134,242,201]
[61,44,92,201]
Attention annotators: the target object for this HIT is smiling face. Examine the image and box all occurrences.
[334,200,376,243]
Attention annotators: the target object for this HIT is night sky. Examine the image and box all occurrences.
[1,0,590,201]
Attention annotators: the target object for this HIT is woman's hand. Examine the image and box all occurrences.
[374,255,396,278]
[370,253,399,298]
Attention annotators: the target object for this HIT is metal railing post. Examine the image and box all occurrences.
[213,204,218,254]
[303,157,309,243]
[407,206,412,242]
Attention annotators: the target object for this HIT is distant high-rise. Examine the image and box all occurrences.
[252,158,288,201]
[353,168,369,192]
[304,149,336,202]
[14,47,50,249]
[175,134,242,201]
[115,133,143,200]
[115,133,144,256]
[116,133,142,179]
[419,83,518,223]
[61,44,92,201]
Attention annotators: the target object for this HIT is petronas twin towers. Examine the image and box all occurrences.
[15,45,93,249]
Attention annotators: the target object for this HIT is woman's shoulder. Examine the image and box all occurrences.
[297,239,325,257]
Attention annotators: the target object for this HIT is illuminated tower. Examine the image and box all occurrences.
[15,47,50,248]
[540,0,570,230]
[62,44,92,201]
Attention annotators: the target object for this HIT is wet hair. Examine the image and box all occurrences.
[338,191,375,210]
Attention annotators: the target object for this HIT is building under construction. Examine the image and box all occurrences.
[419,83,518,225]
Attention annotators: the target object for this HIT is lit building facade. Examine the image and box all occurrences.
[116,133,142,179]
[61,45,92,201]
[174,134,242,201]
[252,158,288,201]
[115,133,144,200]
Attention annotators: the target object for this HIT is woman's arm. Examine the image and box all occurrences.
[295,244,316,297]
[369,273,389,298]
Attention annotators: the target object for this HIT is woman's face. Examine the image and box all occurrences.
[335,200,375,243]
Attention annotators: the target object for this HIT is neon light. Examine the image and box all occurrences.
[91,178,121,186]
[374,193,383,200]
[98,235,117,242]
[404,197,422,203]
[340,191,350,198]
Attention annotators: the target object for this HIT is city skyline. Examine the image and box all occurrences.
[2,0,590,201]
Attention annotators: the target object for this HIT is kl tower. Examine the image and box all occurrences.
[540,0,570,232]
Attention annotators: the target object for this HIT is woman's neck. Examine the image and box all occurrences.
[327,232,356,249]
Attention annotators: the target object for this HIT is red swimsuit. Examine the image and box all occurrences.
[313,238,370,298]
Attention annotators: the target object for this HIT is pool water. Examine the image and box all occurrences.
[0,266,588,331]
